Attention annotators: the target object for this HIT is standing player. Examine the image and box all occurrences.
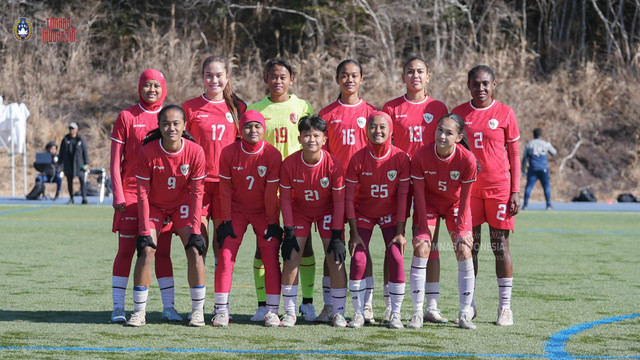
[248,58,318,322]
[110,69,179,323]
[410,113,478,330]
[382,56,449,324]
[317,59,378,323]
[279,115,347,327]
[452,65,521,326]
[345,112,410,329]
[212,110,283,327]
[127,105,207,327]
[182,55,246,267]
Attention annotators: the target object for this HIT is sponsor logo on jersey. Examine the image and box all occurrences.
[133,124,146,128]
[426,213,435,218]
[120,233,136,238]
[196,114,209,118]
[395,114,407,118]
[362,172,373,176]
[122,218,137,223]
[225,112,234,123]
[356,117,367,128]
[233,166,244,171]
[257,166,267,177]
[489,119,499,130]
[290,113,299,124]
[330,119,342,123]
[450,171,460,180]
[387,170,397,181]
[464,122,472,125]
[424,170,436,175]
[153,166,165,170]
[180,164,190,176]
[357,217,371,224]
[423,113,434,124]
[293,179,304,183]
[150,217,160,223]
[320,177,330,188]
[14,18,32,41]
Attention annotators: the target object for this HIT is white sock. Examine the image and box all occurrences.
[266,294,279,314]
[457,259,475,313]
[157,277,175,309]
[322,276,332,306]
[498,277,513,309]
[214,292,229,314]
[281,284,297,315]
[410,256,428,315]
[383,283,391,310]
[349,279,364,314]
[331,288,347,315]
[112,276,128,309]
[190,285,206,312]
[364,276,374,307]
[425,282,440,310]
[388,282,405,314]
[133,286,148,312]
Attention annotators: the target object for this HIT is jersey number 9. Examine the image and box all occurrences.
[168,177,176,189]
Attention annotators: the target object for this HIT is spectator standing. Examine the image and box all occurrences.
[522,128,557,210]
[58,122,90,204]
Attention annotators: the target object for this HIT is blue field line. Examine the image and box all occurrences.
[522,228,640,236]
[544,313,640,360]
[0,206,52,216]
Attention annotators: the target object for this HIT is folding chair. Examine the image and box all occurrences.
[33,152,61,200]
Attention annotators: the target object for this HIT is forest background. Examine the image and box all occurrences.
[1,0,639,202]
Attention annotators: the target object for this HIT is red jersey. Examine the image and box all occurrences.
[382,95,449,157]
[182,95,246,182]
[345,146,411,220]
[218,141,282,222]
[136,139,206,209]
[111,104,161,193]
[452,100,520,191]
[319,99,378,173]
[280,150,345,228]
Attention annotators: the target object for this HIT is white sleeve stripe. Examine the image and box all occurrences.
[266,179,280,183]
[345,179,358,183]
[218,174,232,179]
[461,179,476,183]
[191,175,206,180]
[507,135,521,142]
[332,185,346,190]
[399,177,410,181]
[135,175,150,181]
[280,184,292,189]
[411,175,425,180]
[111,137,125,144]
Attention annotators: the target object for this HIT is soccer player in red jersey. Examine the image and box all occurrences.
[279,115,347,327]
[382,56,449,324]
[182,55,246,265]
[345,111,410,329]
[126,105,207,327]
[110,69,179,323]
[317,59,378,323]
[410,113,478,330]
[452,65,521,326]
[212,110,283,328]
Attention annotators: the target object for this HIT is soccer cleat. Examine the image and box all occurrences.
[496,307,514,326]
[111,308,126,322]
[126,310,146,327]
[546,205,553,210]
[454,307,477,324]
[424,307,448,324]
[331,313,347,328]
[161,307,182,321]
[211,312,229,327]
[381,308,391,324]
[388,312,404,329]
[188,309,205,327]
[250,306,267,322]
[314,305,333,323]
[363,304,375,324]
[280,313,297,327]
[349,313,365,328]
[407,313,423,329]
[299,303,317,321]
[458,310,477,330]
[81,198,89,205]
[264,311,280,327]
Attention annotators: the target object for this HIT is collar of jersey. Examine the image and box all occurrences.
[338,98,363,107]
[468,99,496,111]
[241,140,265,155]
[434,142,456,162]
[201,94,225,104]
[138,103,162,114]
[159,138,185,155]
[301,150,323,167]
[403,95,429,105]
[368,148,391,161]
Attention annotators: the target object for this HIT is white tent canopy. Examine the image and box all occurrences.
[0,96,30,196]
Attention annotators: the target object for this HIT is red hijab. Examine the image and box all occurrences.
[239,110,266,152]
[138,69,167,112]
[367,111,393,158]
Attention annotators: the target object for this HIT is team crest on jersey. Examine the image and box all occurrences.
[257,166,267,177]
[320,177,330,188]
[423,113,434,124]
[225,112,234,123]
[488,119,499,130]
[387,170,397,181]
[180,164,190,176]
[356,117,367,128]
[290,113,299,124]
[450,171,460,180]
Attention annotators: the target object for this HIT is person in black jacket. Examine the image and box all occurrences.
[35,141,63,199]
[58,122,90,204]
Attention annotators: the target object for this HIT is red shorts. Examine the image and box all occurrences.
[226,212,279,248]
[424,203,471,238]
[112,190,139,232]
[354,213,397,230]
[470,186,514,230]
[148,203,194,232]
[293,212,333,239]
[202,181,221,220]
